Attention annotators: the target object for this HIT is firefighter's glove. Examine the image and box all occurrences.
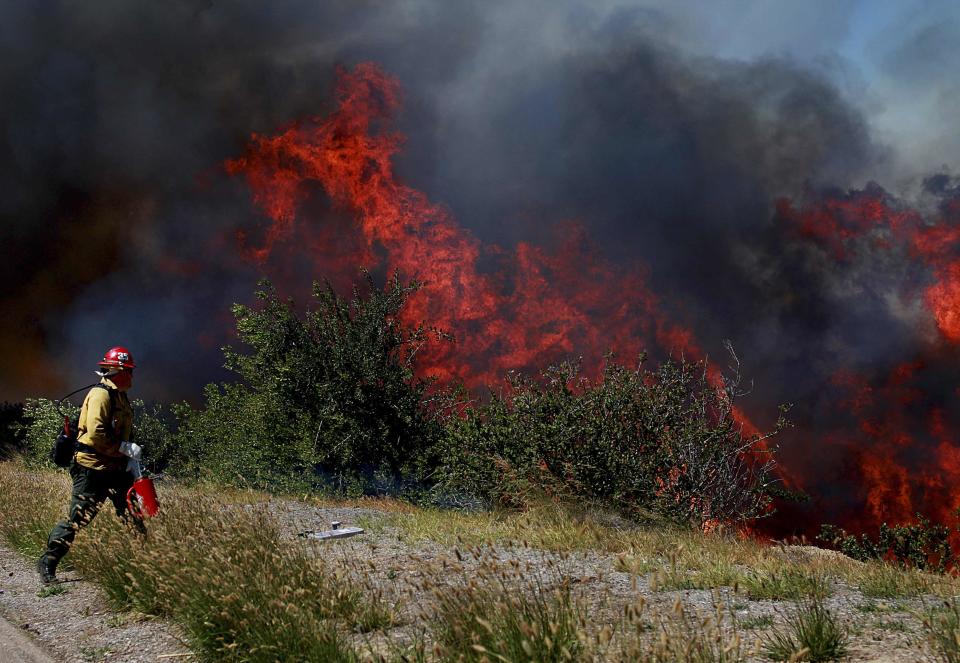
[119,441,143,461]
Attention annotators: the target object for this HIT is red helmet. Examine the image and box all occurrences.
[98,346,136,371]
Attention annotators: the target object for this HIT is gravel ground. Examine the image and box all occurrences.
[0,498,944,662]
[271,500,941,662]
[0,544,191,663]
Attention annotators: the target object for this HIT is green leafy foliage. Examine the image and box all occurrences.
[8,273,785,531]
[132,401,177,474]
[437,352,784,526]
[15,396,173,471]
[819,515,955,573]
[172,272,441,493]
[17,398,76,467]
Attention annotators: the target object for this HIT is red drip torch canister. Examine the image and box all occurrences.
[127,477,160,518]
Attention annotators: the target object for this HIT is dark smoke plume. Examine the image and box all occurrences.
[1,0,878,400]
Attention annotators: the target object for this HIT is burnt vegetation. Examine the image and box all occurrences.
[11,275,785,528]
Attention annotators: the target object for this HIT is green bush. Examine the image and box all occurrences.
[173,272,442,493]
[17,398,73,466]
[170,382,316,491]
[11,271,785,530]
[436,352,784,527]
[130,400,177,474]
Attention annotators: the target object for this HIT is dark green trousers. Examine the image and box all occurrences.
[44,462,141,564]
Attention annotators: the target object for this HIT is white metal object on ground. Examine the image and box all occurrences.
[299,523,364,541]
[301,527,364,541]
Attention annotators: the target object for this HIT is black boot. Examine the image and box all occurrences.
[37,554,58,584]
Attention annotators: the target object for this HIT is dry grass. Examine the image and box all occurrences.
[0,463,386,661]
[0,462,70,559]
[762,597,848,662]
[614,595,751,662]
[924,600,960,663]
[374,501,654,553]
[2,461,958,662]
[383,501,924,601]
[426,545,587,662]
[853,560,937,598]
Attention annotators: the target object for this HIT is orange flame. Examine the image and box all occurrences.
[226,63,707,388]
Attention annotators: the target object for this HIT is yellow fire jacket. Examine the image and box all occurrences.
[74,377,134,471]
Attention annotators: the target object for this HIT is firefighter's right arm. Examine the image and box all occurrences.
[79,388,124,457]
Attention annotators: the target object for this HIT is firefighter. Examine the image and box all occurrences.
[37,346,143,584]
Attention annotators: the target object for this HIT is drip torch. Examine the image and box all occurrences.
[126,458,160,518]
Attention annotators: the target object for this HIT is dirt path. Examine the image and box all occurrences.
[0,544,191,663]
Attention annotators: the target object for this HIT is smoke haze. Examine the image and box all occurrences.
[3,0,960,532]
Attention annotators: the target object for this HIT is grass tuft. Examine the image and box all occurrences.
[855,561,928,598]
[923,600,960,663]
[0,462,385,662]
[738,614,774,630]
[37,583,68,598]
[429,546,585,662]
[763,597,847,662]
[740,569,830,601]
[617,596,747,662]
[0,462,954,662]
[0,463,69,560]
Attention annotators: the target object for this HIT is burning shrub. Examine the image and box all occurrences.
[818,516,956,573]
[173,273,441,492]
[436,352,784,527]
